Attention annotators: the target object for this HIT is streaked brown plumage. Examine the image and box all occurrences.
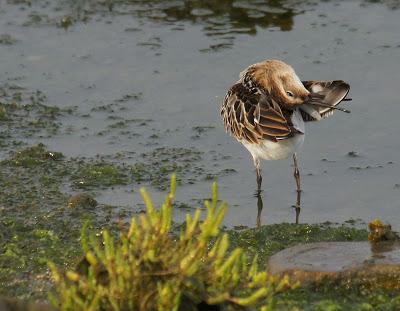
[220,59,351,224]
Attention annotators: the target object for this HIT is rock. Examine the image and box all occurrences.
[60,16,73,30]
[368,219,399,242]
[0,297,55,311]
[67,193,97,209]
[268,241,400,289]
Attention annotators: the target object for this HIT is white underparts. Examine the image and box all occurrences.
[241,109,305,161]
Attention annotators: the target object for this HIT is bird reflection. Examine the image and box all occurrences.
[255,190,263,228]
[294,204,300,225]
[254,189,301,227]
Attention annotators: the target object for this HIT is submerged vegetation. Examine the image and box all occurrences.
[0,34,17,45]
[0,85,74,140]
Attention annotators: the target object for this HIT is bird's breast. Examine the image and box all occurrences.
[242,109,305,161]
[242,134,304,161]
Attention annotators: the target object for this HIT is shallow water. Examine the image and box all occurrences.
[1,0,400,229]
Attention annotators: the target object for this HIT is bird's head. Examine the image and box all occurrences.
[243,59,310,108]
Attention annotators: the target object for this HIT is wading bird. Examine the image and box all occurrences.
[220,59,351,224]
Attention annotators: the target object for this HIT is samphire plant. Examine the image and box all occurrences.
[48,174,295,311]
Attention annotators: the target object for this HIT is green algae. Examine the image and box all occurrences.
[0,215,82,300]
[0,84,75,146]
[229,223,369,268]
[69,147,208,190]
[95,118,150,137]
[0,81,223,193]
[22,12,53,27]
[273,287,400,310]
[114,92,142,103]
[227,223,400,310]
[8,144,63,168]
[0,145,130,299]
[191,126,215,139]
[71,162,128,189]
[131,147,204,190]
[228,223,400,311]
[0,147,66,211]
[0,34,17,45]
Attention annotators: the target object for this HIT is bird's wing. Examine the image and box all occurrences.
[220,83,296,143]
[301,80,351,122]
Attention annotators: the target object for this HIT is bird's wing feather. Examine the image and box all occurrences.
[301,80,350,122]
[221,83,293,143]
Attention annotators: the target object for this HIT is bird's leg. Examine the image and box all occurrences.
[293,153,301,224]
[253,157,263,227]
[254,158,262,192]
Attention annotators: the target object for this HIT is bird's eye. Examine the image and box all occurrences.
[286,91,294,97]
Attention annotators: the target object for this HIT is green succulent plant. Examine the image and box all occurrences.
[48,174,295,311]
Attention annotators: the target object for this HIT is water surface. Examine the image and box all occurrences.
[1,0,400,228]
